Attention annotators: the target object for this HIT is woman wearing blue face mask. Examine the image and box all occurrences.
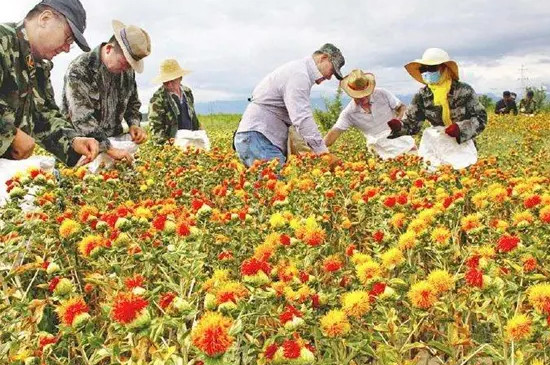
[387,48,487,170]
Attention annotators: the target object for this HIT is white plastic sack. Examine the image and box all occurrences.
[84,134,138,173]
[0,156,55,208]
[418,126,477,170]
[174,130,211,151]
[367,130,417,160]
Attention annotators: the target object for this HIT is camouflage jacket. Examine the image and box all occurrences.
[0,22,82,165]
[148,85,199,144]
[62,44,142,152]
[519,98,537,114]
[401,80,487,143]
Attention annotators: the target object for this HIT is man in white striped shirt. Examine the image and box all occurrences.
[234,43,345,168]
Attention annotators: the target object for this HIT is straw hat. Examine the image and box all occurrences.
[112,20,151,73]
[405,48,459,84]
[153,59,191,84]
[340,69,376,99]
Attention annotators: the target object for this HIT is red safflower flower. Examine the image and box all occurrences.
[323,256,343,272]
[280,234,291,246]
[279,305,302,325]
[370,282,387,298]
[383,196,397,208]
[124,274,145,290]
[49,276,60,292]
[465,268,483,288]
[159,292,177,310]
[57,297,89,326]
[152,215,167,230]
[397,194,408,205]
[282,339,301,359]
[373,230,384,243]
[523,257,537,272]
[497,234,520,253]
[176,221,191,237]
[346,244,357,256]
[466,255,480,269]
[111,293,149,324]
[241,258,271,276]
[264,343,278,360]
[218,251,234,260]
[311,294,320,308]
[39,335,58,349]
[524,195,541,209]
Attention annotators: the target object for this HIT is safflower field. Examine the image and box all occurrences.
[1,113,550,365]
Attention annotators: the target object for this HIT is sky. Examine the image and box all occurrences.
[2,0,550,112]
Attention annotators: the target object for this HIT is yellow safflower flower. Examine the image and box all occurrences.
[505,314,532,342]
[320,310,350,337]
[341,291,370,317]
[380,248,405,269]
[427,270,454,294]
[59,219,81,239]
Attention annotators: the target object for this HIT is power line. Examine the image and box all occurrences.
[518,64,529,90]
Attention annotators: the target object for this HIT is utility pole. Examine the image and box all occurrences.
[518,64,529,91]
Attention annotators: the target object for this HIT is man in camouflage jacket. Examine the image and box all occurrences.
[0,0,99,166]
[62,20,150,161]
[148,84,200,144]
[395,80,487,144]
[388,48,486,145]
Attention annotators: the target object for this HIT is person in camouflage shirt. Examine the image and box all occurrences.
[0,0,99,166]
[519,90,537,115]
[62,20,150,161]
[388,48,487,145]
[148,59,200,144]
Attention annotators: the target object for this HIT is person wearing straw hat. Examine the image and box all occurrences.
[324,69,416,160]
[62,20,151,161]
[234,43,345,169]
[148,59,201,144]
[388,48,487,169]
[0,0,99,166]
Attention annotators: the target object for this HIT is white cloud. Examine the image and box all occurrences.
[2,0,549,111]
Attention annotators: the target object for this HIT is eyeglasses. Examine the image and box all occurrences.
[419,64,440,73]
[62,20,75,49]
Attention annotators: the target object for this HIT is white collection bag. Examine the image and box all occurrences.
[0,156,55,208]
[367,130,417,160]
[418,126,477,170]
[84,134,138,173]
[174,130,211,151]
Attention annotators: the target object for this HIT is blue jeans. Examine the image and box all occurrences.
[234,131,286,168]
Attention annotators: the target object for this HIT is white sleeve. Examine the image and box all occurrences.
[380,88,402,110]
[333,101,355,131]
[283,75,328,154]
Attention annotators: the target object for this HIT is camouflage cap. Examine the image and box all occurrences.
[316,43,345,80]
[39,0,90,51]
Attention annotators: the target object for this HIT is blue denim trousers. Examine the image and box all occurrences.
[234,131,286,168]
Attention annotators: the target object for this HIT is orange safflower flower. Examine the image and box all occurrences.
[191,312,234,357]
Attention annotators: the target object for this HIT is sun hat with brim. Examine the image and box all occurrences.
[112,20,151,73]
[39,0,90,51]
[405,48,459,84]
[152,59,191,84]
[340,69,376,99]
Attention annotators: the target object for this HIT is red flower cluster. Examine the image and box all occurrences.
[241,258,271,276]
[124,274,145,290]
[111,293,149,324]
[279,305,303,325]
[497,235,520,253]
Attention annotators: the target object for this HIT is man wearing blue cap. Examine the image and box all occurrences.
[0,0,99,166]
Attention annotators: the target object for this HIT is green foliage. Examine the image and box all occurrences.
[525,86,549,111]
[313,87,344,132]
[478,94,495,110]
